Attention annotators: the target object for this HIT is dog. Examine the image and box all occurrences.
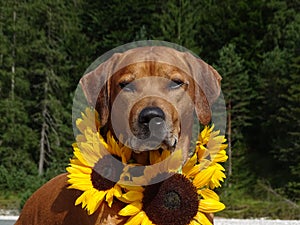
[15,46,221,225]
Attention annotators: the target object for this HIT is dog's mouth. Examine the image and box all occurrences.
[129,116,179,153]
[128,134,178,153]
[124,134,178,166]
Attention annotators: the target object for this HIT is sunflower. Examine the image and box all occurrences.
[118,125,227,225]
[67,108,132,214]
[119,172,225,225]
[67,107,228,224]
[194,125,228,189]
[195,124,228,165]
[76,107,100,134]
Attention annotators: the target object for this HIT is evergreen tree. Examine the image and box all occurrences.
[282,56,300,200]
[80,0,160,57]
[0,1,39,190]
[155,0,201,54]
[248,0,300,200]
[1,0,90,181]
[23,0,89,175]
[214,43,253,187]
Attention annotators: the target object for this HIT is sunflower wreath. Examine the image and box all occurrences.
[67,108,228,225]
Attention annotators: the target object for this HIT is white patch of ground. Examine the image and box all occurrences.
[215,218,300,225]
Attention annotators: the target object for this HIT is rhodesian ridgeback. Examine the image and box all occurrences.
[16,46,221,225]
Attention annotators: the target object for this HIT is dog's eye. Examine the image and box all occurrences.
[169,79,185,90]
[119,81,136,92]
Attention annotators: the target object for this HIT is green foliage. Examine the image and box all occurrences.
[155,0,202,53]
[220,178,300,219]
[0,0,299,218]
[215,43,252,133]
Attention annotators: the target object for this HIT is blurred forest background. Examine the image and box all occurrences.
[0,0,299,219]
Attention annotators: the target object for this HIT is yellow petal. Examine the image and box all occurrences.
[160,149,171,160]
[76,134,87,142]
[121,184,145,192]
[69,157,86,167]
[189,219,200,225]
[121,191,143,202]
[113,185,122,197]
[76,118,85,134]
[119,201,142,216]
[75,191,88,206]
[87,190,106,215]
[67,172,91,180]
[165,149,183,171]
[196,146,207,161]
[66,165,92,175]
[107,132,120,156]
[182,153,197,175]
[74,147,98,166]
[124,211,145,225]
[213,150,228,163]
[73,146,91,166]
[194,212,212,225]
[106,189,114,207]
[67,176,91,185]
[149,151,160,164]
[198,189,220,201]
[76,108,100,134]
[68,182,92,191]
[193,166,215,188]
[122,146,132,163]
[209,164,226,189]
[184,164,202,178]
[141,213,153,225]
[199,199,225,213]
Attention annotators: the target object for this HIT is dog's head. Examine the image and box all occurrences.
[80,46,221,162]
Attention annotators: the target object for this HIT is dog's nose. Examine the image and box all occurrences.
[138,107,165,126]
[138,107,166,141]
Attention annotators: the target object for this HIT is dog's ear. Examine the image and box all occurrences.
[187,55,222,125]
[79,54,120,127]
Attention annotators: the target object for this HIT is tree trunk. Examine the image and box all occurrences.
[39,78,49,176]
[39,119,47,175]
[11,10,16,102]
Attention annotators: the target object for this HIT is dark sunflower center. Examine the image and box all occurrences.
[143,174,199,225]
[91,154,123,191]
[164,191,181,210]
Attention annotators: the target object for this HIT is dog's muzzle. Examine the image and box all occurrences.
[138,107,166,139]
[129,106,177,152]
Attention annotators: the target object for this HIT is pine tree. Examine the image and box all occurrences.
[155,0,201,53]
[0,0,90,180]
[282,56,300,201]
[23,0,89,175]
[0,1,39,190]
[251,0,300,200]
[214,43,253,187]
[80,0,160,56]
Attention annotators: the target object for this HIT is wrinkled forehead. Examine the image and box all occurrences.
[110,46,193,76]
[112,61,189,81]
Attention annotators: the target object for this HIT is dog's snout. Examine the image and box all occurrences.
[138,107,165,125]
[137,107,167,141]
